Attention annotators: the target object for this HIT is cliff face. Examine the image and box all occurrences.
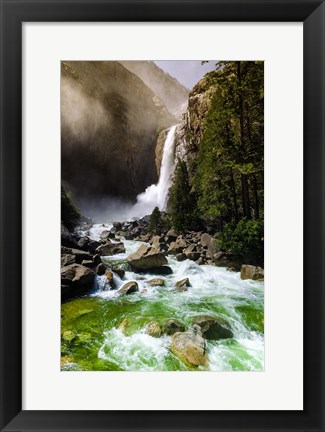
[174,74,216,169]
[61,61,175,201]
[119,61,189,117]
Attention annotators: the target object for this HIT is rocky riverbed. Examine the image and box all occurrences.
[61,219,264,371]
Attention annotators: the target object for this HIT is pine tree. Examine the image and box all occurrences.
[149,206,162,234]
[169,160,200,232]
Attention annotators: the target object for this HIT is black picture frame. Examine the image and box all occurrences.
[0,0,324,431]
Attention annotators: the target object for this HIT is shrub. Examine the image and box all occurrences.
[221,218,264,265]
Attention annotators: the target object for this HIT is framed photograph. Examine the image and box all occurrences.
[0,0,324,431]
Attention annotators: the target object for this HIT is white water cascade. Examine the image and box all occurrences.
[129,125,177,218]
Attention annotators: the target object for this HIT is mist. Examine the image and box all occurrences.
[61,76,113,145]
[77,196,137,223]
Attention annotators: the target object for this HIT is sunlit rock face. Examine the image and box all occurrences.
[174,75,217,170]
[61,61,175,201]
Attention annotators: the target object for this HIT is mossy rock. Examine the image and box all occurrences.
[62,330,76,342]
[145,321,162,337]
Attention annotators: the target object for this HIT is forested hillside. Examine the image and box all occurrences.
[170,61,264,265]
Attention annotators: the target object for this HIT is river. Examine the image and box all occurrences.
[61,223,264,372]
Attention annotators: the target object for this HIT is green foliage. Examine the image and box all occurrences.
[194,61,264,227]
[221,218,264,265]
[61,186,80,231]
[169,160,201,232]
[148,206,163,234]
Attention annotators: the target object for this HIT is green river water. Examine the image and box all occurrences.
[61,225,264,372]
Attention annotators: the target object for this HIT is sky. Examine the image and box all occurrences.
[154,60,217,89]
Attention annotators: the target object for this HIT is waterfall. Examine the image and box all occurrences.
[129,125,177,218]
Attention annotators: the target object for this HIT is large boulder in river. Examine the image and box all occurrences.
[171,325,207,367]
[148,278,165,287]
[96,263,107,275]
[175,278,190,292]
[100,230,115,242]
[162,319,185,335]
[61,264,95,301]
[240,264,264,280]
[127,244,167,270]
[148,266,173,275]
[145,321,162,338]
[192,315,233,340]
[77,236,100,253]
[118,281,138,295]
[96,242,125,256]
[176,253,186,262]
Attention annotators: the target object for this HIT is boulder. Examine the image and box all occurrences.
[167,242,183,255]
[184,244,197,255]
[61,223,78,248]
[176,253,186,262]
[148,278,165,287]
[61,264,95,301]
[200,233,212,248]
[158,242,168,253]
[96,242,125,256]
[207,238,219,258]
[139,233,151,242]
[145,321,162,337]
[149,235,162,248]
[213,251,224,261]
[100,230,111,242]
[77,236,100,253]
[240,265,264,280]
[162,319,185,335]
[165,229,178,243]
[62,330,76,342]
[113,221,122,230]
[96,263,107,275]
[112,267,125,279]
[192,315,233,340]
[176,236,188,249]
[105,270,115,287]
[118,281,138,295]
[61,254,76,267]
[61,247,92,264]
[170,325,207,367]
[175,278,190,292]
[148,266,173,275]
[81,259,95,268]
[93,254,102,266]
[126,244,167,270]
[186,252,201,261]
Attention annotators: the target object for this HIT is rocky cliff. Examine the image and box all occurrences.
[119,61,189,117]
[61,61,175,201]
[174,74,216,170]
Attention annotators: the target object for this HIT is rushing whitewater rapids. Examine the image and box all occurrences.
[61,224,264,372]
